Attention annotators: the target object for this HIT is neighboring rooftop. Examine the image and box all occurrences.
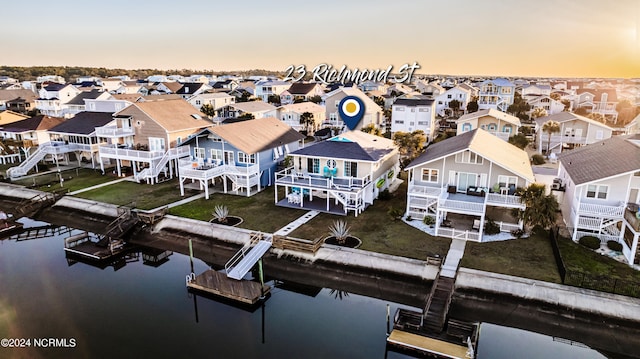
[291,130,396,162]
[2,115,65,132]
[457,108,521,126]
[48,112,114,135]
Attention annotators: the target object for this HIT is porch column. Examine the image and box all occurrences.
[326,191,330,212]
[631,232,639,267]
[132,162,137,177]
[478,213,486,242]
[246,175,250,197]
[223,175,227,193]
[116,159,121,177]
[204,179,210,200]
[274,184,278,203]
[180,177,185,196]
[300,190,304,208]
[100,157,104,174]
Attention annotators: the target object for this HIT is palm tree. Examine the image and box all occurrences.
[542,120,560,155]
[212,205,229,223]
[299,112,315,133]
[328,220,351,245]
[531,107,548,119]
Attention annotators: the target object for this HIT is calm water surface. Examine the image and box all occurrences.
[0,219,613,358]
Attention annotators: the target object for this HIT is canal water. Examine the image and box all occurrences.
[0,218,617,358]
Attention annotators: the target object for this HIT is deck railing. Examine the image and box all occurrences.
[439,198,484,214]
[99,144,165,160]
[95,126,135,138]
[275,167,370,191]
[407,183,444,197]
[486,193,523,207]
[179,161,259,180]
[576,201,625,217]
[437,227,481,242]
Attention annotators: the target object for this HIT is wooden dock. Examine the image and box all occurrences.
[423,275,456,333]
[387,329,471,359]
[187,269,270,305]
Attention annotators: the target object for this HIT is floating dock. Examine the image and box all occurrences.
[387,329,472,359]
[63,232,129,260]
[187,269,270,305]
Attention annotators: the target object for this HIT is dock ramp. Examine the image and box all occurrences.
[225,232,271,280]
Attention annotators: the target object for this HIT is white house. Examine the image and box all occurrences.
[521,84,551,97]
[416,81,445,97]
[557,136,640,266]
[524,95,565,116]
[187,92,235,115]
[390,98,436,141]
[322,86,384,130]
[405,128,534,242]
[456,109,521,141]
[218,101,276,120]
[435,85,472,117]
[274,130,399,216]
[477,78,515,112]
[280,82,324,105]
[64,89,112,117]
[267,102,326,132]
[35,83,82,117]
[535,112,613,154]
[176,82,212,99]
[572,89,619,123]
[254,80,291,102]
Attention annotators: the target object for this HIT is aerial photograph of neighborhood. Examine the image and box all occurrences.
[0,0,639,358]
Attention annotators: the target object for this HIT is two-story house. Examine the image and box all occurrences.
[524,95,565,116]
[416,81,445,97]
[405,128,534,242]
[178,117,304,199]
[0,89,37,113]
[96,99,212,183]
[218,101,276,120]
[456,109,520,141]
[176,82,212,100]
[557,136,640,266]
[266,102,326,132]
[35,83,82,117]
[535,112,613,154]
[63,89,112,117]
[274,130,399,216]
[390,98,436,141]
[573,89,619,123]
[0,115,65,150]
[280,83,324,105]
[435,85,472,117]
[477,78,515,112]
[255,80,291,102]
[187,92,235,116]
[322,86,384,130]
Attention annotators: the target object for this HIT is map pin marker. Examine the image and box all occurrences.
[338,96,365,130]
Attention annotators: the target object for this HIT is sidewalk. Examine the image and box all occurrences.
[68,177,131,195]
[440,238,466,278]
[274,210,320,237]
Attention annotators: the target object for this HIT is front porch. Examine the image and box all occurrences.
[275,195,347,216]
[274,184,366,216]
[178,161,261,199]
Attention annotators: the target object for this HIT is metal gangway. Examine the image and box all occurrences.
[225,232,272,280]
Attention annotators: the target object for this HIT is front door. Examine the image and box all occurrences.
[457,172,477,192]
[224,151,234,165]
[148,137,165,152]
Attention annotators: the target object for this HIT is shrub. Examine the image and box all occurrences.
[484,218,500,235]
[378,189,392,201]
[329,220,351,244]
[531,154,545,165]
[607,240,623,252]
[579,236,601,250]
[510,229,525,239]
[387,207,404,220]
[212,205,229,223]
[423,216,435,225]
[406,216,413,221]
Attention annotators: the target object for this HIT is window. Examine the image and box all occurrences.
[419,108,429,112]
[194,147,205,159]
[195,100,201,105]
[461,123,472,132]
[396,106,405,111]
[497,175,517,188]
[307,158,320,173]
[326,159,336,169]
[238,151,256,164]
[344,161,358,177]
[422,169,438,182]
[455,150,483,164]
[410,108,415,112]
[210,149,222,161]
[394,120,404,124]
[447,94,452,99]
[586,184,608,199]
[417,121,428,126]
[595,130,604,140]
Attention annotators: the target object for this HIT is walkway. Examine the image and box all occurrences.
[440,238,466,278]
[68,177,131,195]
[273,210,320,237]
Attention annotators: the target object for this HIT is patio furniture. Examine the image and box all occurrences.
[472,219,481,230]
[466,186,486,197]
[441,219,452,228]
[447,185,457,194]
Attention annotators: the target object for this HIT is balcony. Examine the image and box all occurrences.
[99,144,164,161]
[575,201,625,218]
[486,193,524,209]
[179,159,259,180]
[486,131,511,141]
[407,183,444,198]
[549,134,588,145]
[95,126,135,138]
[275,167,370,192]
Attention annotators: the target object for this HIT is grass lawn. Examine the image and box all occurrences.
[168,186,304,233]
[75,178,195,210]
[460,230,562,283]
[288,182,451,261]
[11,168,117,193]
[558,236,640,282]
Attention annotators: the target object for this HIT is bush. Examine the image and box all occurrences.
[387,207,404,220]
[406,216,413,221]
[510,229,525,239]
[484,218,500,235]
[579,236,601,250]
[531,154,545,165]
[607,240,623,252]
[378,189,392,201]
[423,216,435,225]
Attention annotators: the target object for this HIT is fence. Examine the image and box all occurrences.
[549,226,640,298]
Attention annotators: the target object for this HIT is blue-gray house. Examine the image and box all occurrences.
[178,117,304,199]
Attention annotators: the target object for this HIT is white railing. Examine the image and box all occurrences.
[275,167,370,191]
[99,145,165,160]
[577,217,602,230]
[486,193,523,207]
[437,227,481,242]
[496,221,521,233]
[577,202,625,217]
[487,131,511,141]
[95,126,135,137]
[179,162,259,180]
[408,197,437,209]
[439,199,485,214]
[549,134,588,145]
[408,183,444,197]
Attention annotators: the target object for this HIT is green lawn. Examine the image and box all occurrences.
[558,236,640,282]
[75,178,195,210]
[168,186,304,233]
[460,230,562,283]
[288,181,451,260]
[11,168,116,193]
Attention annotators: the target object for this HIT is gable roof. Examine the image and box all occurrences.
[407,129,534,182]
[48,112,114,135]
[534,112,613,129]
[176,82,207,95]
[0,89,37,102]
[66,89,106,105]
[576,88,618,102]
[276,102,325,114]
[228,101,276,113]
[2,115,65,132]
[159,82,183,93]
[393,98,435,106]
[558,136,640,185]
[286,83,320,96]
[322,86,382,113]
[199,117,304,154]
[117,99,212,132]
[291,130,396,162]
[480,78,514,87]
[42,83,69,92]
[0,110,29,125]
[111,94,143,102]
[457,108,521,126]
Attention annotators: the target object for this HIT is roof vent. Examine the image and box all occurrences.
[191,114,202,120]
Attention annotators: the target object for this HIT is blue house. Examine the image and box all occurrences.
[178,117,304,199]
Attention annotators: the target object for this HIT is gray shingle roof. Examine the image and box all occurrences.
[558,136,640,185]
[49,112,113,135]
[66,89,104,105]
[407,130,475,168]
[393,98,435,106]
[291,130,395,161]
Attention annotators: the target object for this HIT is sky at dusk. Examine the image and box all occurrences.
[2,0,639,78]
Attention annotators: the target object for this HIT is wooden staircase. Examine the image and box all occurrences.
[422,274,456,333]
[13,190,66,219]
